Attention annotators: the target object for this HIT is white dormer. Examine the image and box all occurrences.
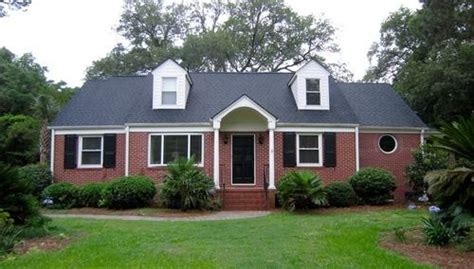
[152,59,191,109]
[288,60,330,110]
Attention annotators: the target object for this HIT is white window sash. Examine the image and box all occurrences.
[296,134,323,167]
[148,133,204,167]
[78,136,103,168]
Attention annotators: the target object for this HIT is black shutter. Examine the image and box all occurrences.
[103,134,116,168]
[64,135,77,169]
[283,132,296,167]
[323,132,336,167]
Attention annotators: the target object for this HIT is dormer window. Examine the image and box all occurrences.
[161,77,177,105]
[306,79,320,105]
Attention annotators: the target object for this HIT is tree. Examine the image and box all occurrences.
[34,95,58,164]
[87,0,351,80]
[365,1,474,126]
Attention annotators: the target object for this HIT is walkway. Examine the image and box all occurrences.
[45,211,271,222]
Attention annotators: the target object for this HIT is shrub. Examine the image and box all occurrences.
[277,170,327,211]
[405,144,448,197]
[42,182,79,209]
[101,176,156,209]
[325,182,358,207]
[78,182,108,208]
[160,158,215,211]
[0,164,42,225]
[18,163,53,198]
[349,168,396,205]
[422,215,454,246]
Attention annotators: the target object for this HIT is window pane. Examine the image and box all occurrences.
[82,152,101,165]
[162,77,177,92]
[299,135,318,148]
[190,135,202,163]
[82,137,101,150]
[306,92,320,105]
[163,136,188,163]
[162,92,177,105]
[299,150,319,163]
[379,135,397,153]
[306,79,320,92]
[150,136,162,164]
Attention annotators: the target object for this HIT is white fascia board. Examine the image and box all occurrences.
[359,126,427,134]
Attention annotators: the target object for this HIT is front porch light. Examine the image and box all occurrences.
[258,133,265,144]
[223,133,229,144]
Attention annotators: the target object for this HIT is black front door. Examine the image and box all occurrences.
[232,135,254,184]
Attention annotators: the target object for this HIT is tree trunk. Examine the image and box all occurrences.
[39,120,50,165]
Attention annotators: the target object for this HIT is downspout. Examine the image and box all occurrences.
[420,129,425,145]
[355,126,360,171]
[50,128,55,183]
[125,126,130,176]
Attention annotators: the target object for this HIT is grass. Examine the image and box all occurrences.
[0,209,432,268]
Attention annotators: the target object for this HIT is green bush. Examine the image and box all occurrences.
[405,144,448,196]
[101,176,156,209]
[160,158,215,211]
[78,182,108,208]
[18,164,53,198]
[422,215,454,246]
[0,164,42,225]
[325,182,358,207]
[277,170,327,211]
[349,168,396,205]
[42,182,79,209]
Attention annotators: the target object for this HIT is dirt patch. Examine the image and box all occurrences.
[380,229,474,269]
[42,207,214,218]
[13,235,73,255]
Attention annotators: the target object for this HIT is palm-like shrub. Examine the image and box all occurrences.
[430,115,474,161]
[325,181,359,207]
[277,171,327,211]
[160,158,215,211]
[349,168,396,205]
[101,176,156,209]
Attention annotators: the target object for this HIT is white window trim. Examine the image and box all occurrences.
[161,77,178,106]
[378,134,398,154]
[305,78,321,106]
[148,133,204,167]
[78,135,103,169]
[296,133,323,167]
[231,134,256,186]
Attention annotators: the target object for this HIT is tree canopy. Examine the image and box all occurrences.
[365,0,473,126]
[86,0,353,82]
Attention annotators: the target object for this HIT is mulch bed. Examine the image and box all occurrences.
[42,207,214,218]
[13,235,73,255]
[380,229,474,269]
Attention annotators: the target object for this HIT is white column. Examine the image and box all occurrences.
[50,128,55,182]
[125,126,130,176]
[213,128,220,189]
[268,128,275,189]
[420,129,425,145]
[355,126,360,171]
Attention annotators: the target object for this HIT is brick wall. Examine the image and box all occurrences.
[274,132,357,185]
[359,133,420,201]
[53,134,126,184]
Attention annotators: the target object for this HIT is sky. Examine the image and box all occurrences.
[0,0,421,87]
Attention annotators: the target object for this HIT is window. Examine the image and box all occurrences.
[78,136,103,168]
[297,134,322,166]
[306,78,321,105]
[149,134,203,166]
[162,77,177,105]
[378,135,397,154]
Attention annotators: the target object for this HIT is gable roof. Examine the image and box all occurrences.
[51,73,425,128]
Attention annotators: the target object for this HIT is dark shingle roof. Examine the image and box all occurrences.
[51,73,425,128]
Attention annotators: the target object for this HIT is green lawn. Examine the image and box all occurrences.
[1,209,432,268]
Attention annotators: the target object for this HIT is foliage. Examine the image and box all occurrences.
[277,170,327,211]
[86,0,352,81]
[18,164,53,198]
[0,114,40,166]
[405,144,448,196]
[349,168,396,205]
[0,163,42,225]
[324,181,359,207]
[160,158,215,211]
[78,183,108,208]
[0,225,22,257]
[101,176,156,209]
[422,215,454,246]
[430,115,474,161]
[394,227,407,243]
[42,183,79,209]
[365,1,473,126]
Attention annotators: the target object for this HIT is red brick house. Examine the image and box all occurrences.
[50,59,426,210]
